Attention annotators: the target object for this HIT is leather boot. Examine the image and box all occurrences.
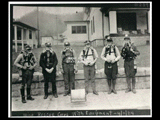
[108,87,112,94]
[44,85,48,99]
[64,91,69,96]
[107,79,112,94]
[132,77,136,94]
[125,77,131,93]
[112,80,117,94]
[93,91,99,95]
[20,88,26,103]
[53,93,58,98]
[27,88,34,100]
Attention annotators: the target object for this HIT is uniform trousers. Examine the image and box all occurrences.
[43,71,57,96]
[63,63,75,94]
[124,59,136,89]
[20,69,34,97]
[83,64,96,93]
[104,62,118,90]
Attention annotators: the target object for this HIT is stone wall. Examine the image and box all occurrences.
[11,67,150,97]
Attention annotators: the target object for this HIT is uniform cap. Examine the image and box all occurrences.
[45,42,52,47]
[25,44,31,50]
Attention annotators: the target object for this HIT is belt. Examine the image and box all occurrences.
[125,57,134,61]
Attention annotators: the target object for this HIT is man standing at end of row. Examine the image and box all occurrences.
[14,44,37,103]
[121,35,140,94]
[101,37,121,94]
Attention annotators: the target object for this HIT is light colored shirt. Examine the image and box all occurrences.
[79,47,98,63]
[101,45,121,62]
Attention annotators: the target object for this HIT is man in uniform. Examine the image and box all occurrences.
[40,42,58,99]
[14,44,37,103]
[101,37,121,94]
[121,35,140,94]
[79,40,98,95]
[60,41,78,96]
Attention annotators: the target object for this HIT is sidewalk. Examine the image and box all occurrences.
[12,89,151,111]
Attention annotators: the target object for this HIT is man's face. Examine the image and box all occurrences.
[85,43,91,48]
[25,48,31,53]
[124,39,131,46]
[46,46,51,50]
[65,45,70,50]
[107,41,113,46]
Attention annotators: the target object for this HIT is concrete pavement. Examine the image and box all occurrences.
[12,89,151,111]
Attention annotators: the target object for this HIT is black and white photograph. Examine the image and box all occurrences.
[8,1,152,117]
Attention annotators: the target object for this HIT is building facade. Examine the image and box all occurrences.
[64,21,90,45]
[12,20,38,52]
[83,3,150,46]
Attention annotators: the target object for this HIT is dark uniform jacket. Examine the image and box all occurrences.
[40,49,58,74]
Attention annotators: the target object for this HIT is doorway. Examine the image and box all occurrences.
[117,13,137,31]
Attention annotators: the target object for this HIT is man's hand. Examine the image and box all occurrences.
[45,68,50,73]
[105,58,111,63]
[88,61,95,66]
[48,67,54,73]
[22,66,27,70]
[82,61,89,66]
[28,66,34,70]
[74,65,78,73]
[45,68,54,73]
[130,48,135,54]
[111,59,116,64]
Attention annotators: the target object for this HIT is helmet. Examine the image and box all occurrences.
[124,34,130,40]
[106,36,113,42]
[45,42,52,47]
[64,41,70,46]
[25,44,31,50]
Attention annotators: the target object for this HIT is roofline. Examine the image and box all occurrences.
[13,21,38,31]
[64,20,90,23]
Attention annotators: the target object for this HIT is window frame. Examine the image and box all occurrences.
[71,26,87,34]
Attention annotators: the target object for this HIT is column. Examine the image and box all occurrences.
[31,31,33,49]
[21,28,24,50]
[14,25,17,52]
[109,11,117,34]
[26,29,29,45]
[148,10,150,33]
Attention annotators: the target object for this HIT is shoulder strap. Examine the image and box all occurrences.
[70,48,74,57]
[113,45,117,57]
[82,49,85,60]
[105,46,109,56]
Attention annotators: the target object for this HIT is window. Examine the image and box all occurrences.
[71,26,87,34]
[82,26,86,33]
[29,30,32,39]
[72,26,76,33]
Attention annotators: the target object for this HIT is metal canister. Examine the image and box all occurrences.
[70,89,86,103]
